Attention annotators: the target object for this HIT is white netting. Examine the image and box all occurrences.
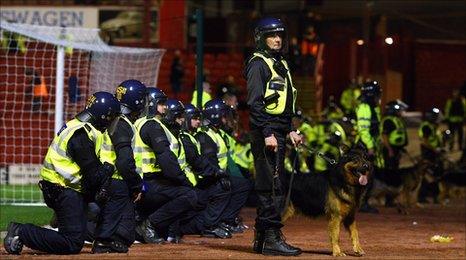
[0,20,165,204]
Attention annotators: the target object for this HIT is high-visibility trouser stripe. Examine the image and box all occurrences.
[178,158,186,165]
[218,153,227,159]
[43,161,80,184]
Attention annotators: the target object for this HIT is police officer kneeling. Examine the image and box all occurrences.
[4,92,120,255]
[92,80,147,253]
[134,88,198,243]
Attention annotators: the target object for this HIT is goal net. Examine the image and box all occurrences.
[0,20,165,205]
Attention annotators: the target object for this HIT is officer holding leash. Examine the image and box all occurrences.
[245,17,302,256]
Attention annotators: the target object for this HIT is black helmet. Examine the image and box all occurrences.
[361,81,382,99]
[203,99,228,128]
[115,79,147,115]
[254,17,286,51]
[184,103,201,131]
[385,99,408,116]
[328,130,343,146]
[425,107,442,123]
[164,99,185,124]
[78,91,120,131]
[146,87,167,116]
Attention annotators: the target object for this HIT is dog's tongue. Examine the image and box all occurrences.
[359,175,368,186]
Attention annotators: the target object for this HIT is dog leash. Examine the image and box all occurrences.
[283,147,299,217]
[301,143,338,165]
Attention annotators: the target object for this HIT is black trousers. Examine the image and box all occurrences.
[94,179,135,246]
[382,146,403,171]
[19,188,87,254]
[180,181,231,234]
[220,176,252,224]
[448,122,463,150]
[250,129,286,231]
[138,177,197,232]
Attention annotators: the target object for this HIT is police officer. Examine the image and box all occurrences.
[355,80,383,213]
[92,80,147,253]
[444,90,466,151]
[418,107,444,202]
[4,92,120,255]
[133,88,198,244]
[195,99,252,236]
[381,100,409,171]
[176,103,232,239]
[340,80,361,118]
[245,18,302,256]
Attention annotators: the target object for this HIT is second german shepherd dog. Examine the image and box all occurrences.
[284,143,372,256]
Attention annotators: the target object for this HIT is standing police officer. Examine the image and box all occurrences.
[134,88,198,244]
[245,18,302,256]
[381,100,409,171]
[4,92,120,255]
[355,81,383,213]
[92,80,147,253]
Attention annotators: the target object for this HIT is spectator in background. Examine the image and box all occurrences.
[170,49,184,98]
[217,75,239,98]
[25,67,48,112]
[288,37,301,74]
[444,89,466,151]
[300,25,320,76]
[1,30,27,55]
[68,75,81,103]
[191,71,213,108]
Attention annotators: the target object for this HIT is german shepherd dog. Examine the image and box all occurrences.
[284,143,371,257]
[371,159,433,214]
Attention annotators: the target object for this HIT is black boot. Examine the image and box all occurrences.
[201,226,232,239]
[3,222,23,255]
[262,229,302,256]
[135,219,165,244]
[91,240,128,254]
[252,229,265,253]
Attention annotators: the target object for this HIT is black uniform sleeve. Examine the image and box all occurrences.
[110,119,142,193]
[382,119,396,135]
[246,58,274,137]
[180,134,219,178]
[67,128,108,193]
[140,120,191,186]
[196,132,221,168]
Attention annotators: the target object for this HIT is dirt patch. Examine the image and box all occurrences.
[2,199,465,259]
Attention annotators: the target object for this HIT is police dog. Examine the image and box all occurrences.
[371,159,433,214]
[285,143,371,257]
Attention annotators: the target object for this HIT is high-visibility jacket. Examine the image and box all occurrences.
[418,121,441,149]
[298,122,315,143]
[381,115,407,147]
[204,128,228,171]
[40,118,102,192]
[356,102,384,168]
[328,121,349,146]
[99,116,136,180]
[191,89,212,108]
[1,31,27,54]
[133,117,196,186]
[250,52,297,115]
[444,97,466,123]
[340,87,361,113]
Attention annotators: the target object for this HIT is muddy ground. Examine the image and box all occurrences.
[2,198,464,259]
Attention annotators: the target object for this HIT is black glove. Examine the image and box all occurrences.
[216,169,228,179]
[95,178,111,205]
[94,162,114,205]
[219,177,231,191]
